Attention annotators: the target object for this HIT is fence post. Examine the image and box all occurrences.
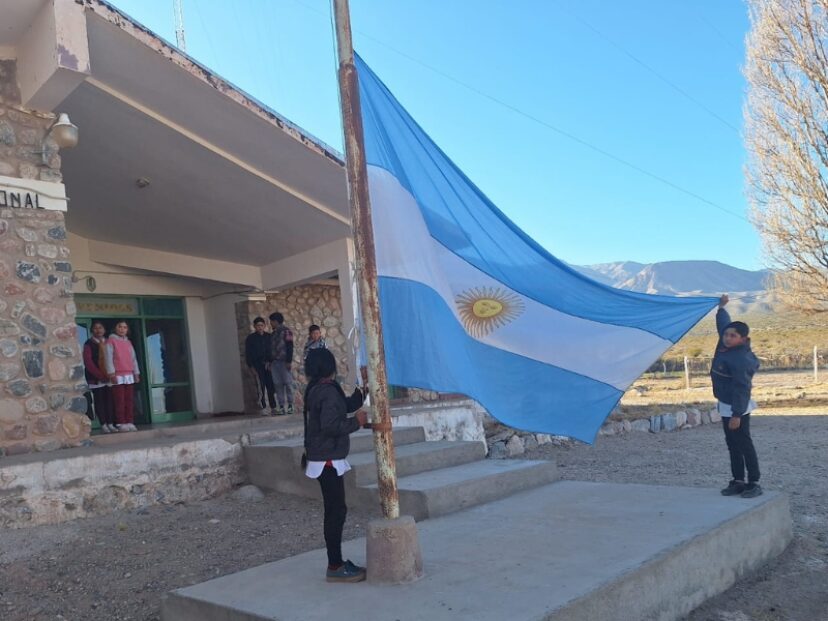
[684,356,690,390]
[814,345,818,383]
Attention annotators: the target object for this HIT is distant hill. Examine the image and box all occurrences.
[573,260,774,313]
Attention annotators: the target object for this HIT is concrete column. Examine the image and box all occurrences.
[16,0,91,111]
[336,237,358,384]
[0,59,90,457]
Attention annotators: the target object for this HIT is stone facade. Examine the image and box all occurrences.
[0,59,89,457]
[236,284,351,413]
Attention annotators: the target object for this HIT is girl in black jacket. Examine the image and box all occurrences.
[303,348,368,582]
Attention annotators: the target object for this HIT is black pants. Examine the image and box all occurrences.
[253,364,276,409]
[85,386,114,425]
[722,415,760,483]
[317,465,347,567]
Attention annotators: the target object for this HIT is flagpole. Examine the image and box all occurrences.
[332,0,400,521]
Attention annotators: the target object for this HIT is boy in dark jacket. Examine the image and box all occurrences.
[710,294,762,498]
[245,317,276,414]
[303,348,368,582]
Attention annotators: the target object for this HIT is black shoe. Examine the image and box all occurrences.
[740,483,763,498]
[720,480,746,496]
[326,559,366,583]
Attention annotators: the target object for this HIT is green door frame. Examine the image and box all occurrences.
[75,294,195,425]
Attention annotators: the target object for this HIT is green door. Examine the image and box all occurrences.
[75,295,194,426]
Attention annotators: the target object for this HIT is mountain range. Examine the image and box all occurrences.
[574,260,774,313]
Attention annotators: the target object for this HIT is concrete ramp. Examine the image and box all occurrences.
[162,481,792,621]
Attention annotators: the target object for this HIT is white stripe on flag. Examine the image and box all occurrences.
[369,165,671,390]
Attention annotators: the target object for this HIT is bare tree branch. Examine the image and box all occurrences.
[746,0,828,312]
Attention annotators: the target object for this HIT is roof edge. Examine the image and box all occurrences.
[82,0,345,167]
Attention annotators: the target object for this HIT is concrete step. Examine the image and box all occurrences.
[244,427,427,498]
[347,440,485,486]
[353,458,559,520]
[244,425,556,521]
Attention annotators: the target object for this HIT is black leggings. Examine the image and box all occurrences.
[317,465,347,567]
[722,415,760,483]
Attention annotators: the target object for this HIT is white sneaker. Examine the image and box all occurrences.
[101,424,111,433]
[127,423,138,431]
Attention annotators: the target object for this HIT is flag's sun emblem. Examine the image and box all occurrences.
[456,287,525,337]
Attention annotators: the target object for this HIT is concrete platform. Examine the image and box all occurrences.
[162,481,792,621]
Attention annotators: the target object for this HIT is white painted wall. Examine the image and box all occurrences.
[204,293,246,413]
[184,298,213,415]
[68,233,227,297]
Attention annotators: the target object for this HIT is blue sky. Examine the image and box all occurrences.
[110,0,758,270]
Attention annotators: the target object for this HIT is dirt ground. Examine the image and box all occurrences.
[1,409,827,621]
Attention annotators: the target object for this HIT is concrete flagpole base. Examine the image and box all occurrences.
[366,515,424,584]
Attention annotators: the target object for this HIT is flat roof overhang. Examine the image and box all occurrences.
[5,0,353,285]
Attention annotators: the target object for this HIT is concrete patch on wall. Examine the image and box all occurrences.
[391,399,485,445]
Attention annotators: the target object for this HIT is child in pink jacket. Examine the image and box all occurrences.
[104,321,141,432]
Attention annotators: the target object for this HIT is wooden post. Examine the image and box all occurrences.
[814,345,818,383]
[332,0,400,520]
[684,356,691,390]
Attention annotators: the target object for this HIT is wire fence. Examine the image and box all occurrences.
[645,347,826,385]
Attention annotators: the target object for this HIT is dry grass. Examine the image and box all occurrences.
[667,311,828,360]
[613,369,828,420]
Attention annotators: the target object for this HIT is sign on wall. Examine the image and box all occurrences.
[0,175,67,212]
[76,297,140,317]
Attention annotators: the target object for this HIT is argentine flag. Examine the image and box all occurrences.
[355,54,718,443]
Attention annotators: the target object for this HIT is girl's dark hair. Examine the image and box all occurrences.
[308,324,321,334]
[304,348,336,380]
[725,321,750,337]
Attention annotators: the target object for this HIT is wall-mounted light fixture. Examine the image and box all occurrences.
[71,273,96,292]
[34,113,79,165]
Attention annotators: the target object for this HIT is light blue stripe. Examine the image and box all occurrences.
[356,53,717,342]
[380,277,624,444]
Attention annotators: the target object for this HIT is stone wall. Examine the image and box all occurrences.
[0,60,89,456]
[236,284,350,413]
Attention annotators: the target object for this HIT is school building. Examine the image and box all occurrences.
[1,0,370,455]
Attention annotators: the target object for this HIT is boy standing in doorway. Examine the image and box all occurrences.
[269,312,295,415]
[245,317,277,415]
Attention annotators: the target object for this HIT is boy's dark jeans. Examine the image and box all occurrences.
[722,415,760,483]
[317,465,347,567]
[253,364,276,409]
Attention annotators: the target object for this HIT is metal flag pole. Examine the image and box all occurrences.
[331,0,400,521]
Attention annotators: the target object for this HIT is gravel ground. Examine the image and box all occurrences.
[1,410,826,621]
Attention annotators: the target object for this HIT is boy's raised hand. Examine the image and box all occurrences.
[719,294,729,308]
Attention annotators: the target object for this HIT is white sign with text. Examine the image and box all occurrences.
[0,175,67,212]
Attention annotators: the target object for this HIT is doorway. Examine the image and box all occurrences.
[75,295,194,426]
